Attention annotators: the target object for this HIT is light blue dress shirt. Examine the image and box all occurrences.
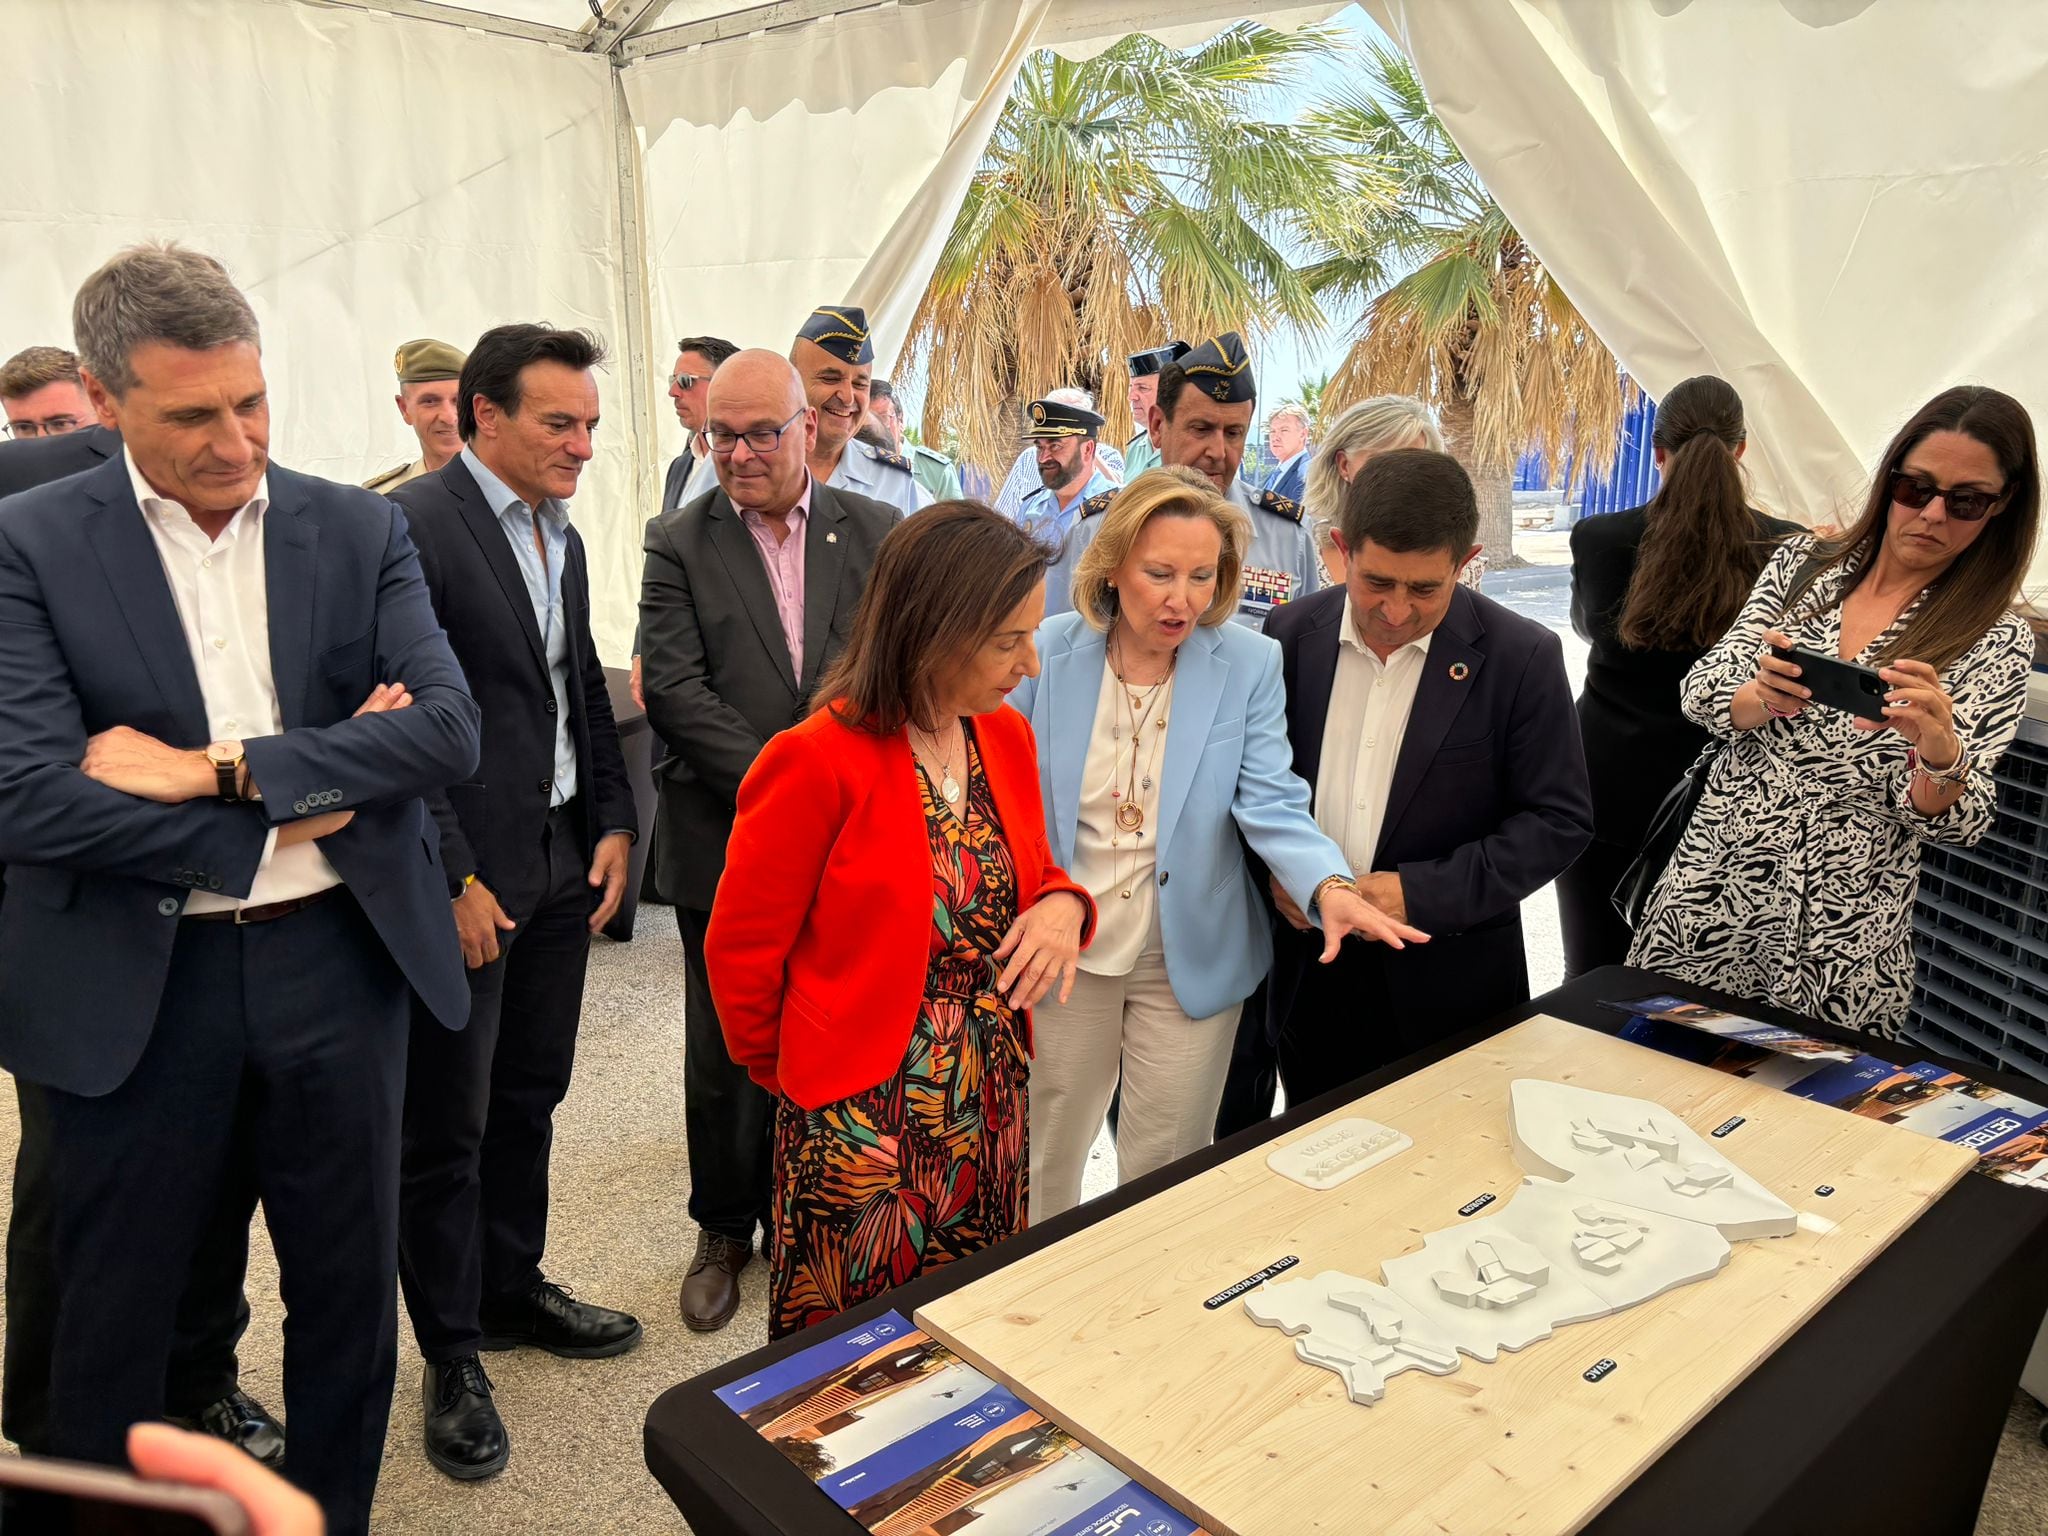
[1018,464,1119,619]
[828,438,927,518]
[461,445,576,807]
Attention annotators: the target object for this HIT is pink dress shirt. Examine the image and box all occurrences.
[739,475,812,682]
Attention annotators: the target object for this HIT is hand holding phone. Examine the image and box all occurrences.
[1766,640,1890,723]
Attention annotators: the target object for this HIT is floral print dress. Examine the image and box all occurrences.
[769,725,1031,1339]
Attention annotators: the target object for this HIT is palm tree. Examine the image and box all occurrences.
[902,24,1384,477]
[1295,371,1330,427]
[1304,43,1633,563]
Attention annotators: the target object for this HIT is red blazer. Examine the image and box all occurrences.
[706,703,1097,1110]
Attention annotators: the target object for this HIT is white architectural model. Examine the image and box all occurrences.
[1266,1118,1413,1191]
[1247,1080,1793,1403]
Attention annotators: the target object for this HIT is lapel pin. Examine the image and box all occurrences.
[1449,662,1470,682]
[826,530,838,543]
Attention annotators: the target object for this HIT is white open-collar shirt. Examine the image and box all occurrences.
[1314,591,1432,877]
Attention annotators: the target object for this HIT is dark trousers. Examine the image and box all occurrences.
[679,906,773,1245]
[5,1079,255,1452]
[1213,979,1280,1140]
[399,806,592,1362]
[40,892,408,1536]
[1556,836,1638,982]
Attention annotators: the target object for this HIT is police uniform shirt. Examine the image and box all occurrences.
[1122,430,1161,481]
[1019,464,1119,618]
[828,437,927,517]
[363,458,428,494]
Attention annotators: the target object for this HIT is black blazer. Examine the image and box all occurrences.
[390,457,635,921]
[0,424,121,498]
[639,481,897,911]
[1264,583,1593,1026]
[1569,504,1799,847]
[662,450,694,512]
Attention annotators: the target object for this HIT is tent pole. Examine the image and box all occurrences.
[608,62,660,651]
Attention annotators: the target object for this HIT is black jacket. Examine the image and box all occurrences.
[0,425,121,498]
[390,456,635,920]
[1568,504,1799,847]
[638,481,897,911]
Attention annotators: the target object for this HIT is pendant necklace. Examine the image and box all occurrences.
[1106,632,1176,896]
[911,719,963,806]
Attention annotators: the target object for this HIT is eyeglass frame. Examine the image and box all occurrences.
[706,407,807,457]
[1885,467,2009,524]
[5,416,90,440]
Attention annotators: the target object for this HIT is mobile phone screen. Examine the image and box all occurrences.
[0,1486,229,1535]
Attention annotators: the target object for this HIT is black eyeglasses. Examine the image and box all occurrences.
[669,372,708,392]
[706,408,804,456]
[5,416,88,440]
[1887,469,2008,523]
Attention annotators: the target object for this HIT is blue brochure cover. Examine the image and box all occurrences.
[822,1385,1039,1511]
[713,1310,919,1415]
[1047,1478,1215,1535]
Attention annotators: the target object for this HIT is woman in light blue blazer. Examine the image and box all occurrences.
[1009,468,1425,1220]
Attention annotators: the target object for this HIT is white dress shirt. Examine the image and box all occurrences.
[1315,592,1432,877]
[1071,665,1175,976]
[126,450,340,912]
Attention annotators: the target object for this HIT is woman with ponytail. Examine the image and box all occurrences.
[1558,376,1798,976]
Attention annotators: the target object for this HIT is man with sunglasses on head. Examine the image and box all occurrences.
[638,349,898,1332]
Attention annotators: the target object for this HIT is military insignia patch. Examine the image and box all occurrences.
[1258,490,1304,523]
[1030,402,1047,424]
[1212,382,1231,401]
[1079,491,1117,520]
[1242,566,1294,608]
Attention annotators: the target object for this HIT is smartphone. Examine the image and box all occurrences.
[1770,643,1889,723]
[0,1454,249,1535]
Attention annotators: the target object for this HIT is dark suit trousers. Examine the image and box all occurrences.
[5,1079,256,1451]
[1556,836,1637,982]
[679,906,774,1244]
[1213,979,1281,1140]
[40,892,408,1536]
[400,806,591,1361]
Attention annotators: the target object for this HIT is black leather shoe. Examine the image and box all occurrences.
[478,1279,642,1359]
[680,1230,752,1333]
[422,1356,509,1481]
[189,1389,286,1471]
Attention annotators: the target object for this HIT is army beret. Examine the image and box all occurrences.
[1177,332,1256,404]
[795,305,874,366]
[1021,398,1106,441]
[393,338,467,384]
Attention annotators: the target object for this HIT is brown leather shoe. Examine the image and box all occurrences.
[680,1229,752,1332]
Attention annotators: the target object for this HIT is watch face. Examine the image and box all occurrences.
[206,742,241,767]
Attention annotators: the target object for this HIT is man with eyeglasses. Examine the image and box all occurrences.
[0,347,96,440]
[789,305,927,518]
[639,349,897,1333]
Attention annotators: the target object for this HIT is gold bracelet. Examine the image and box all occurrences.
[1311,874,1358,912]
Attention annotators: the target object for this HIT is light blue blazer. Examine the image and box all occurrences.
[1009,612,1350,1020]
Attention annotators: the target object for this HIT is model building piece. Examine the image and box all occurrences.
[1509,1080,1797,1240]
[1495,1179,1733,1314]
[1245,1271,1459,1404]
[1266,1117,1413,1191]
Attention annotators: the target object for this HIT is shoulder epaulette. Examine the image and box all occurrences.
[363,463,411,491]
[911,444,949,467]
[866,443,915,475]
[1259,489,1305,523]
[1079,490,1117,520]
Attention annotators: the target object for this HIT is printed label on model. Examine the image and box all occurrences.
[1204,1255,1299,1310]
[1457,1192,1497,1217]
[1710,1116,1746,1138]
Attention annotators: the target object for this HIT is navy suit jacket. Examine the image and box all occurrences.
[0,454,481,1096]
[0,425,121,499]
[390,457,635,920]
[1264,583,1591,1023]
[1264,453,1307,505]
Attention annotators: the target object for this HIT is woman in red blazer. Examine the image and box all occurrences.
[707,503,1097,1339]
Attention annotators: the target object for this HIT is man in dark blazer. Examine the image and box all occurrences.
[0,420,286,1470]
[0,242,479,1535]
[640,348,896,1332]
[1262,449,1592,1102]
[388,324,640,1480]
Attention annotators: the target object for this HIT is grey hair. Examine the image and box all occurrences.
[1269,402,1312,433]
[1047,386,1095,411]
[1304,395,1444,531]
[72,242,260,396]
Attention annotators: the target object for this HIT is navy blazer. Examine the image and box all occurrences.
[1265,584,1591,1004]
[0,424,121,499]
[0,455,481,1096]
[390,458,636,920]
[1264,453,1308,505]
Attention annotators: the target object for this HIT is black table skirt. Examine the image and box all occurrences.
[644,965,2048,1535]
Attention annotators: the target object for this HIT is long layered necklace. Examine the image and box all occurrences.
[909,718,964,808]
[1105,632,1176,899]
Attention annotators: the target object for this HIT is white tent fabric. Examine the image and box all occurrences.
[1364,0,2048,603]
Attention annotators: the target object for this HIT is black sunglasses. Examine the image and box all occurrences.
[1887,468,2007,523]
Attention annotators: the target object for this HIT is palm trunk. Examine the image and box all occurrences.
[1437,394,1521,571]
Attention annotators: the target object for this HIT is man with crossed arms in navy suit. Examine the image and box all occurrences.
[0,242,479,1534]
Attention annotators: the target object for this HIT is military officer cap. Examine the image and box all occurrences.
[1020,398,1106,441]
[393,338,467,384]
[795,305,875,366]
[1126,343,1185,378]
[1177,332,1256,404]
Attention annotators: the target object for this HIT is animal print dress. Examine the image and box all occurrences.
[1628,537,2033,1036]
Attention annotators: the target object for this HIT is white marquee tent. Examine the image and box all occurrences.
[7,0,2045,657]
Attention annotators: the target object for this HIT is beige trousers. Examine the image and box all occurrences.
[1028,943,1243,1224]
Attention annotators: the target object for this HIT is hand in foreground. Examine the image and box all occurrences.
[992,890,1086,1008]
[1746,629,1811,719]
[81,727,212,803]
[1318,879,1429,962]
[1270,872,1312,932]
[128,1422,323,1535]
[1856,658,1961,763]
[353,681,412,716]
[454,878,517,968]
[275,809,354,848]
[586,831,633,934]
